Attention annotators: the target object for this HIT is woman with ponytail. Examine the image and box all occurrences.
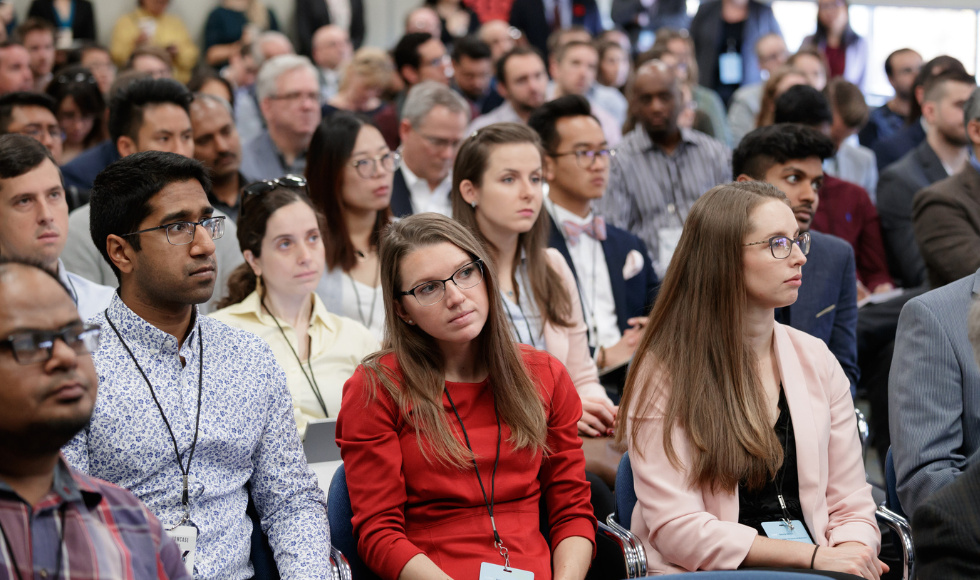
[212,177,379,437]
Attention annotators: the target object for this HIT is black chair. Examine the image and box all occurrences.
[328,463,641,580]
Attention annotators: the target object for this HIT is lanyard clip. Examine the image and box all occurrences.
[777,494,794,529]
[490,516,511,570]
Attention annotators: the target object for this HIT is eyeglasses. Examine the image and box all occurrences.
[0,322,100,365]
[122,216,226,246]
[399,260,484,307]
[417,132,463,151]
[551,148,615,169]
[268,91,320,104]
[54,71,97,85]
[18,126,64,141]
[743,232,810,259]
[243,174,307,198]
[422,54,451,69]
[351,151,400,178]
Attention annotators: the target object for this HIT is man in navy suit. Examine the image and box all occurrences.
[509,0,602,59]
[529,95,659,389]
[735,125,860,390]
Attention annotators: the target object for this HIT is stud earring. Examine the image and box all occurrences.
[407,319,414,324]
[470,200,477,208]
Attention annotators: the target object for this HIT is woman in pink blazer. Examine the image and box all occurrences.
[451,122,616,437]
[618,182,886,578]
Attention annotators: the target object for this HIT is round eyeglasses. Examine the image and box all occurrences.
[121,216,226,246]
[351,151,400,179]
[551,148,616,169]
[743,231,811,259]
[399,260,484,307]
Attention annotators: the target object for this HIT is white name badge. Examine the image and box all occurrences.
[166,525,198,574]
[480,562,534,580]
[657,226,683,272]
[761,520,814,544]
[719,52,744,85]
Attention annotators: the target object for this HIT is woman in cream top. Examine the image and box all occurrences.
[212,177,378,437]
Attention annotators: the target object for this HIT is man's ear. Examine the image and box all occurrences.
[116,136,138,158]
[401,66,420,86]
[542,154,557,183]
[921,100,938,125]
[968,119,980,147]
[398,117,413,143]
[105,234,137,277]
[735,174,754,183]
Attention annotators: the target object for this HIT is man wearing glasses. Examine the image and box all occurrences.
[0,135,112,320]
[63,151,332,580]
[529,95,658,398]
[242,54,322,182]
[0,258,191,580]
[734,124,860,393]
[392,81,470,217]
[0,91,63,164]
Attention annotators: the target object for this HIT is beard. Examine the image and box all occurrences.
[0,416,92,456]
[133,256,217,308]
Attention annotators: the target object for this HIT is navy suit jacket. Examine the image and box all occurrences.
[548,219,659,338]
[775,229,859,390]
[509,0,602,58]
[873,119,926,173]
[390,168,414,218]
[61,139,120,193]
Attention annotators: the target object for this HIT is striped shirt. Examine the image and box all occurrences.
[596,127,731,275]
[0,458,190,580]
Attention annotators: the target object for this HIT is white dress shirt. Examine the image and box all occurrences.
[398,161,453,217]
[548,203,622,350]
[58,259,115,321]
[324,0,351,31]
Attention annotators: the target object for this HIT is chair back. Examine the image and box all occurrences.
[614,452,638,527]
[674,572,835,579]
[247,488,281,580]
[328,464,381,580]
[885,447,906,518]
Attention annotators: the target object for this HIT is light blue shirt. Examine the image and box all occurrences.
[63,294,331,580]
[501,258,545,349]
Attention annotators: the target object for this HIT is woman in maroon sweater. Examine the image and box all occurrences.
[336,213,596,580]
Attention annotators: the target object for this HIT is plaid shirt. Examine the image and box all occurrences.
[0,458,189,580]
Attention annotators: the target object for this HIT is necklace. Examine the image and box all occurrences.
[348,266,380,330]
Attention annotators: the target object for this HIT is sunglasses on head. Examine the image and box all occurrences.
[243,175,307,198]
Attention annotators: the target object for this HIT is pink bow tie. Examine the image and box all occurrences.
[562,217,607,246]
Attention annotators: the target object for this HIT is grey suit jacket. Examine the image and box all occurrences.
[889,268,980,516]
[61,204,245,315]
[876,140,949,288]
[913,165,980,289]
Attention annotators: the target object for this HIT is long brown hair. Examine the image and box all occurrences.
[216,185,325,309]
[756,65,806,128]
[306,113,392,272]
[450,123,572,328]
[361,213,549,467]
[617,181,789,493]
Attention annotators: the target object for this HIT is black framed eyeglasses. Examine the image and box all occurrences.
[121,216,226,246]
[399,260,484,307]
[0,322,101,365]
[243,174,307,198]
[551,148,615,169]
[743,231,811,259]
[351,151,401,179]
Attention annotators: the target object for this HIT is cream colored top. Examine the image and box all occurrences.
[210,290,380,437]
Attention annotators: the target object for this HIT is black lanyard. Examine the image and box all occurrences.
[773,385,795,529]
[104,310,203,529]
[261,296,329,418]
[444,386,511,568]
[0,503,67,580]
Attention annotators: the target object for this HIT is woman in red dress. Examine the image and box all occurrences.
[336,213,596,580]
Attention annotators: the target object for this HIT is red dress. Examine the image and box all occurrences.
[336,347,597,580]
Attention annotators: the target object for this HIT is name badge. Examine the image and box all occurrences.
[480,562,534,580]
[56,27,73,50]
[166,524,198,574]
[761,520,814,544]
[657,226,683,272]
[719,52,744,85]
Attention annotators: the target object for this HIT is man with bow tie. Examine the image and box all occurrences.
[529,95,660,389]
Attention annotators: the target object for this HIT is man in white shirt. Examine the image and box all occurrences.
[0,134,113,320]
[392,82,470,217]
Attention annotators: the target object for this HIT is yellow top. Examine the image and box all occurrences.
[210,290,380,437]
[110,8,200,83]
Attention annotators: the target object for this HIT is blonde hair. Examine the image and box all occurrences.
[339,47,394,93]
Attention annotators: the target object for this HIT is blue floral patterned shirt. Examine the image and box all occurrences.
[63,294,332,580]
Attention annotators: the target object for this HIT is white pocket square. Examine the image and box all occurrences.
[623,249,644,280]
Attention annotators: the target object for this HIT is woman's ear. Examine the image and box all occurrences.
[243,249,262,278]
[392,297,413,325]
[459,179,479,208]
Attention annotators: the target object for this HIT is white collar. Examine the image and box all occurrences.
[548,200,594,227]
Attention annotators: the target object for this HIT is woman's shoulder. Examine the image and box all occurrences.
[542,248,575,281]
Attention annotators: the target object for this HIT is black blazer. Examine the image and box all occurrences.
[294,0,365,56]
[873,118,927,173]
[913,459,980,579]
[27,0,96,42]
[548,218,659,338]
[390,167,413,218]
[509,0,602,58]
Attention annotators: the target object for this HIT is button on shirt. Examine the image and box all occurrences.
[398,161,453,217]
[0,458,190,580]
[548,204,621,350]
[210,289,380,437]
[62,295,331,580]
[597,126,731,275]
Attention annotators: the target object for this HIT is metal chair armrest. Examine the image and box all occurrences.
[330,546,353,580]
[602,516,648,578]
[876,503,913,580]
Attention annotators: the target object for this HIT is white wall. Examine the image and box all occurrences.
[7,0,418,54]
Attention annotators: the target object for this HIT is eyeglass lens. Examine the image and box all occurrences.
[413,262,484,306]
[354,153,399,179]
[9,323,101,365]
[770,233,810,258]
[165,218,225,245]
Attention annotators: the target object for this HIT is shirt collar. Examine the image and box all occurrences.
[56,259,77,305]
[0,457,99,508]
[633,125,697,153]
[547,200,594,226]
[397,158,423,189]
[221,287,336,333]
[970,150,980,177]
[105,293,201,358]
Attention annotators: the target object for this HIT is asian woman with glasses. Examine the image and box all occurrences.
[211,180,379,437]
[306,113,399,341]
[618,181,886,578]
[336,213,596,580]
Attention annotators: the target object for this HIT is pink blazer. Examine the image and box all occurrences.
[541,248,607,403]
[627,322,880,574]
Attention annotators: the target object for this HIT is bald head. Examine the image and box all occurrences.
[189,94,241,179]
[405,7,441,37]
[312,25,352,71]
[756,34,788,75]
[631,61,681,140]
[479,20,514,63]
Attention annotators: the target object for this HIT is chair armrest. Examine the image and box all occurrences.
[876,504,913,580]
[330,546,353,580]
[601,517,648,578]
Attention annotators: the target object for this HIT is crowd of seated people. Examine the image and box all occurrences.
[2,1,980,579]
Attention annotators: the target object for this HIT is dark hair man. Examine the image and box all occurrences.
[0,135,113,319]
[451,35,495,111]
[190,94,244,222]
[15,17,55,92]
[0,41,34,95]
[773,84,893,300]
[734,123,859,392]
[467,45,548,132]
[859,48,922,150]
[0,258,191,580]
[0,91,63,164]
[529,94,659,400]
[63,151,332,580]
